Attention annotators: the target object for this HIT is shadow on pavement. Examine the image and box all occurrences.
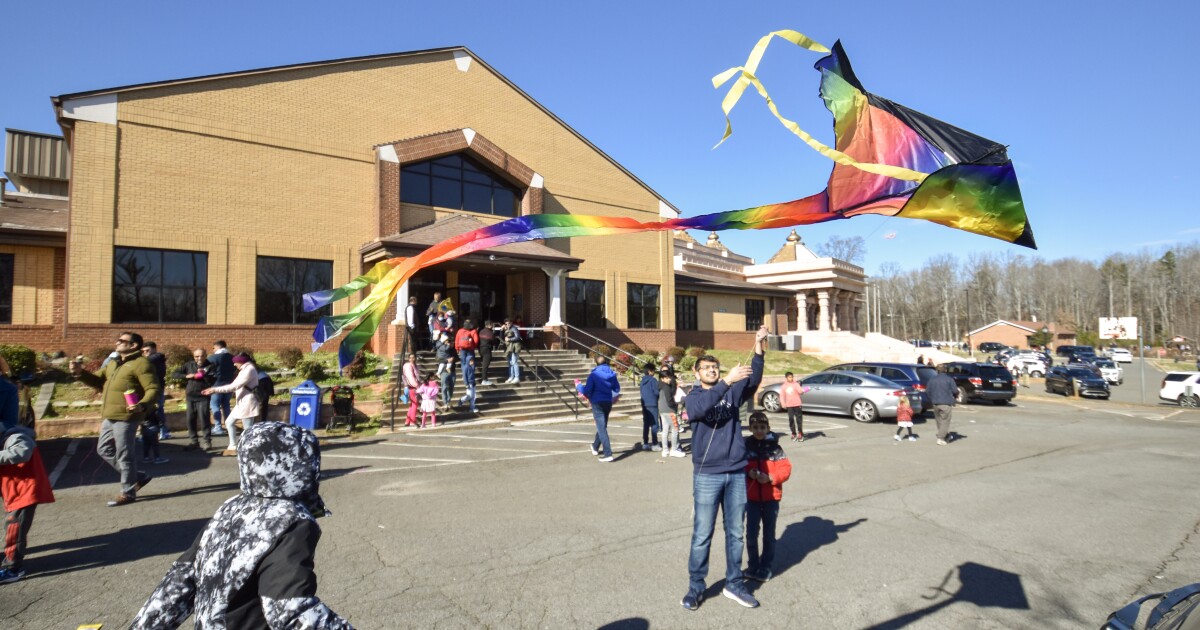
[770,516,867,580]
[24,517,210,579]
[597,619,649,630]
[862,562,1029,629]
[46,437,220,492]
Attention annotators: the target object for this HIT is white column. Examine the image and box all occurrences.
[543,268,565,326]
[795,294,808,332]
[391,281,410,325]
[818,290,831,332]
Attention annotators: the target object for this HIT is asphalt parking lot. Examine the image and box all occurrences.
[3,393,1200,629]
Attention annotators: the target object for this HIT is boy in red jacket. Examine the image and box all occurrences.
[0,423,56,583]
[744,412,791,583]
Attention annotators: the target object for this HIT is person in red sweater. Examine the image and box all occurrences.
[744,412,791,583]
[779,372,811,442]
[894,395,916,442]
[0,423,55,584]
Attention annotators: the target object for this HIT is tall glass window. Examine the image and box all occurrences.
[400,153,520,217]
[627,283,660,329]
[566,279,605,328]
[0,254,12,324]
[113,247,208,323]
[745,299,765,331]
[256,257,334,324]
[676,295,697,331]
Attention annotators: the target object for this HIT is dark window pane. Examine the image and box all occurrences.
[405,160,430,174]
[114,249,160,286]
[432,154,461,167]
[492,187,516,217]
[0,254,12,324]
[745,299,765,331]
[400,171,431,205]
[675,295,697,331]
[113,247,206,323]
[161,288,196,322]
[162,251,198,286]
[463,183,492,214]
[256,257,333,324]
[431,163,460,179]
[431,177,462,209]
[627,283,659,329]
[566,279,605,328]
[463,168,490,184]
[114,286,161,323]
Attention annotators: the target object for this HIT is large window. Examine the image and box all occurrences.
[566,279,605,328]
[401,153,520,217]
[745,299,765,331]
[113,247,208,323]
[0,254,12,324]
[676,295,697,331]
[257,257,333,324]
[627,283,659,329]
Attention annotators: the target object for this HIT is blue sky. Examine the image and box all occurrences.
[3,0,1197,275]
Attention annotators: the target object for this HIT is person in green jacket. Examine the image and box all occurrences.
[70,331,160,507]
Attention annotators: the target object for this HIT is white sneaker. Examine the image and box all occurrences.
[937,439,947,446]
[590,445,599,456]
[894,434,902,441]
[598,455,614,462]
[662,448,669,458]
[651,445,662,452]
[669,449,686,458]
[907,436,918,441]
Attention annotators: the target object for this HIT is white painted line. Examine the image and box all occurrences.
[48,438,80,489]
[382,442,542,453]
[1164,410,1185,419]
[509,427,644,437]
[349,450,577,475]
[324,454,470,463]
[399,433,593,444]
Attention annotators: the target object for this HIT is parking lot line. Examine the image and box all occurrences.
[48,438,80,489]
[398,432,592,444]
[509,427,645,437]
[348,450,579,475]
[324,453,472,463]
[382,442,544,453]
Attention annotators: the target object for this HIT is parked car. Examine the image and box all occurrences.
[1092,358,1123,385]
[1159,372,1200,407]
[1045,365,1110,399]
[822,362,938,414]
[1005,353,1047,378]
[1055,345,1096,359]
[1109,348,1133,363]
[756,370,907,423]
[909,339,933,347]
[978,342,1008,353]
[937,362,1017,405]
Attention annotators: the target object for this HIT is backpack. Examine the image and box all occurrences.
[256,373,275,399]
[1106,583,1200,630]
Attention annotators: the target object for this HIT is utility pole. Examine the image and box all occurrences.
[967,286,974,359]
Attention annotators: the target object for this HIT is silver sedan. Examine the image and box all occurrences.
[757,370,908,423]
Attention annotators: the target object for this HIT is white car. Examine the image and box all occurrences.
[1109,348,1133,363]
[1006,354,1047,378]
[1093,358,1123,385]
[1159,372,1200,407]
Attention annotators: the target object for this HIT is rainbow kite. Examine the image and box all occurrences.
[306,29,1034,366]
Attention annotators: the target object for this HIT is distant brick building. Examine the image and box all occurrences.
[968,320,1075,351]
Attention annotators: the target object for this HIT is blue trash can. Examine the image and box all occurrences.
[289,380,322,430]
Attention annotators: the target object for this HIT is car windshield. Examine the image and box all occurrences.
[1067,368,1097,378]
[1095,360,1115,368]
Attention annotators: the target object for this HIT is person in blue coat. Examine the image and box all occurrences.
[639,364,662,451]
[582,355,621,462]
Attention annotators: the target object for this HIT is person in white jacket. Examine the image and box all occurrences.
[202,353,260,456]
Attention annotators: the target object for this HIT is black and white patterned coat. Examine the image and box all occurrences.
[130,422,352,629]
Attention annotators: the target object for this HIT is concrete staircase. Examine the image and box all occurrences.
[799,331,960,365]
[389,349,644,423]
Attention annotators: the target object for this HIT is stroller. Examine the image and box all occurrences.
[326,386,357,433]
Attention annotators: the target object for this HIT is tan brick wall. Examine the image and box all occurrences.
[63,50,671,342]
[0,245,59,325]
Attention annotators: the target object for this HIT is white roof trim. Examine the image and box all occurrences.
[969,320,1037,336]
[530,173,544,188]
[62,94,117,125]
[659,199,678,218]
[462,128,476,146]
[453,50,472,72]
[377,145,399,163]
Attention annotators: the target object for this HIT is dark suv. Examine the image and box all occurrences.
[1045,365,1110,399]
[823,362,938,414]
[1055,345,1096,359]
[978,342,1009,353]
[937,362,1016,405]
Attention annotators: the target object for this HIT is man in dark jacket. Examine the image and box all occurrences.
[638,364,662,451]
[172,348,215,451]
[582,355,621,462]
[71,331,159,507]
[208,340,236,437]
[927,370,958,445]
[681,325,767,611]
[130,422,352,629]
[477,321,496,386]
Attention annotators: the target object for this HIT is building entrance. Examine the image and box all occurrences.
[410,270,508,328]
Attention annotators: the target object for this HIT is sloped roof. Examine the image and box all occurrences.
[0,192,68,235]
[968,320,1065,336]
[675,270,794,297]
[365,214,582,265]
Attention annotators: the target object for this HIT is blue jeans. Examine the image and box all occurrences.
[746,500,780,577]
[641,406,661,444]
[508,353,520,381]
[210,392,232,424]
[591,402,612,457]
[688,472,747,592]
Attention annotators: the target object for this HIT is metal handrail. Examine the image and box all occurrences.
[514,349,580,419]
[559,323,651,370]
[387,332,413,432]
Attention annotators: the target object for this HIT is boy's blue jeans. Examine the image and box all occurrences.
[590,402,612,457]
[641,406,660,445]
[688,471,746,592]
[746,499,780,577]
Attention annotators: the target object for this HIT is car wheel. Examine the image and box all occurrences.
[1180,394,1199,408]
[1031,370,1044,379]
[761,391,782,413]
[1066,382,1075,397]
[1045,382,1054,394]
[956,386,968,404]
[850,399,878,423]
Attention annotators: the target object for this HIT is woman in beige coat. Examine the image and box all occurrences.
[202,353,260,456]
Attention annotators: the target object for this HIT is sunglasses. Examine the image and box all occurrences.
[116,338,133,344]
